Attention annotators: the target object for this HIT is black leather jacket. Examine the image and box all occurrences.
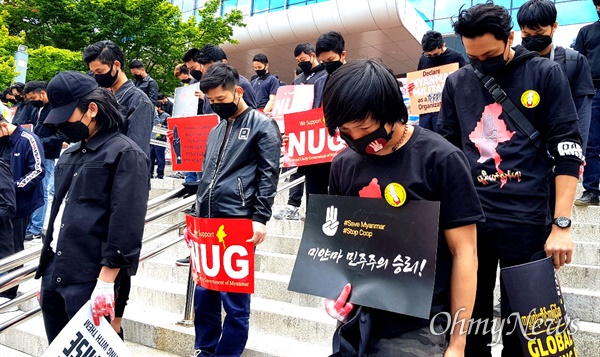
[195,108,281,224]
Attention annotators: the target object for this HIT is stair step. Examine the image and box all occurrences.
[572,241,600,266]
[563,287,600,323]
[572,205,600,225]
[558,264,600,290]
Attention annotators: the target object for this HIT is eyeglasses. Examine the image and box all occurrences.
[422,52,441,58]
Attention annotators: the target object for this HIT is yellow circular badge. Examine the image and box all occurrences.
[384,183,406,207]
[521,90,540,109]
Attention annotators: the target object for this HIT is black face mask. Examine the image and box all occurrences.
[323,60,343,75]
[94,65,119,88]
[181,78,192,84]
[470,45,508,76]
[339,124,393,155]
[255,69,267,77]
[211,94,239,119]
[521,35,553,53]
[191,70,203,81]
[133,74,144,81]
[58,114,90,143]
[30,100,44,108]
[298,61,313,75]
[13,95,22,102]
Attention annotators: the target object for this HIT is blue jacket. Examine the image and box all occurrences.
[0,125,45,217]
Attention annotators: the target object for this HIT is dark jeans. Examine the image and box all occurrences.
[288,163,331,207]
[0,215,29,299]
[465,220,550,357]
[419,112,439,131]
[582,89,600,195]
[150,145,166,178]
[366,324,448,356]
[194,285,250,356]
[40,253,96,343]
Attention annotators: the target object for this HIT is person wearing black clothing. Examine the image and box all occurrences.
[10,83,37,126]
[411,31,466,131]
[23,81,66,241]
[324,60,482,356]
[150,104,169,179]
[0,157,16,308]
[36,71,148,342]
[573,0,600,205]
[157,93,173,116]
[129,59,160,105]
[251,53,279,112]
[437,4,583,356]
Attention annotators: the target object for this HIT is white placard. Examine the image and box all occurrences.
[173,83,200,118]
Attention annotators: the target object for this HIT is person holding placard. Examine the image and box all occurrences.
[323,59,483,356]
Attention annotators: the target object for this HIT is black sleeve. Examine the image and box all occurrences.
[148,80,159,105]
[571,54,595,97]
[0,160,16,219]
[436,76,463,149]
[574,29,585,55]
[252,118,282,223]
[241,79,257,109]
[457,54,466,68]
[417,57,425,71]
[328,157,341,195]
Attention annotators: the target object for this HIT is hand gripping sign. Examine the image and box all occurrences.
[185,216,255,294]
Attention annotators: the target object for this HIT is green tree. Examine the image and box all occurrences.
[26,46,87,83]
[0,11,24,89]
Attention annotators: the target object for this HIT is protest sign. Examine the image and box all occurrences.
[283,107,346,167]
[270,85,314,132]
[168,115,219,172]
[288,195,439,318]
[186,216,255,294]
[173,83,200,117]
[407,63,459,115]
[502,257,577,357]
[42,301,132,357]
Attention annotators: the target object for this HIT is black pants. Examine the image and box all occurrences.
[465,220,550,357]
[150,145,166,178]
[0,215,29,299]
[288,163,331,207]
[419,112,439,131]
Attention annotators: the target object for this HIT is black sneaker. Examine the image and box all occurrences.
[575,191,600,206]
[24,232,43,241]
[176,256,190,267]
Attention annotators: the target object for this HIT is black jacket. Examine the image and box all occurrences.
[133,74,159,105]
[0,158,16,260]
[34,103,66,159]
[195,108,281,224]
[35,130,149,284]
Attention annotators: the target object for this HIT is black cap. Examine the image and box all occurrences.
[45,71,98,125]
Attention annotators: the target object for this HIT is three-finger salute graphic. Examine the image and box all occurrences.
[322,205,339,236]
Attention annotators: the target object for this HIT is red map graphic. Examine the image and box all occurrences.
[468,103,514,188]
[359,178,382,198]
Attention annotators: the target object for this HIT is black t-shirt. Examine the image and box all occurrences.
[575,21,600,86]
[418,47,466,70]
[251,73,279,109]
[329,125,484,338]
[438,45,582,225]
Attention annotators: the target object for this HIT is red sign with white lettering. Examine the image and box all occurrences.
[168,115,219,172]
[270,85,315,133]
[185,216,255,294]
[283,108,347,167]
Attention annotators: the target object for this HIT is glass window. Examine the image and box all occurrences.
[269,0,286,11]
[222,0,239,15]
[408,0,434,22]
[556,0,597,25]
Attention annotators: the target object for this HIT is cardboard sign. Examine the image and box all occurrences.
[407,63,459,115]
[168,115,219,172]
[283,107,346,167]
[173,83,200,117]
[288,195,439,318]
[270,85,315,132]
[42,301,132,357]
[186,216,255,294]
[502,257,577,357]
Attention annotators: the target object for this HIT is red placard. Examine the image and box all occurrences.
[186,216,255,294]
[168,115,219,172]
[283,108,347,167]
[270,85,315,132]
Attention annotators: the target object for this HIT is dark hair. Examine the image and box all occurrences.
[453,3,513,43]
[129,59,144,69]
[316,31,345,57]
[197,44,227,65]
[252,53,268,64]
[595,0,600,6]
[200,62,239,93]
[182,48,201,63]
[82,40,126,68]
[10,82,25,94]
[75,88,123,133]
[323,60,408,136]
[157,93,165,100]
[294,43,315,57]
[421,31,444,52]
[23,81,47,94]
[516,0,557,30]
[179,65,190,75]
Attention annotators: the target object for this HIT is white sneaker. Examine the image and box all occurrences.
[273,205,302,220]
[0,297,18,313]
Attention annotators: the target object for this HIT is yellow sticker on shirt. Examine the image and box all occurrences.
[384,183,406,207]
[521,90,540,109]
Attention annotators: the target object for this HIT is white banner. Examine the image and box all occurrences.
[42,301,133,357]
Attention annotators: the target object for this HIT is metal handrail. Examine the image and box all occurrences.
[278,167,298,181]
[147,187,188,210]
[0,288,37,314]
[0,245,42,275]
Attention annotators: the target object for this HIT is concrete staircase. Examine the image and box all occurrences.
[1,175,599,356]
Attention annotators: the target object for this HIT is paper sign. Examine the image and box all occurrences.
[186,216,255,294]
[173,83,200,117]
[502,257,577,357]
[168,115,219,172]
[288,195,439,318]
[42,301,132,357]
[270,85,315,132]
[283,107,346,167]
[407,63,459,115]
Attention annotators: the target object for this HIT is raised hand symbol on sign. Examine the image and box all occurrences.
[322,205,339,237]
[368,140,384,153]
